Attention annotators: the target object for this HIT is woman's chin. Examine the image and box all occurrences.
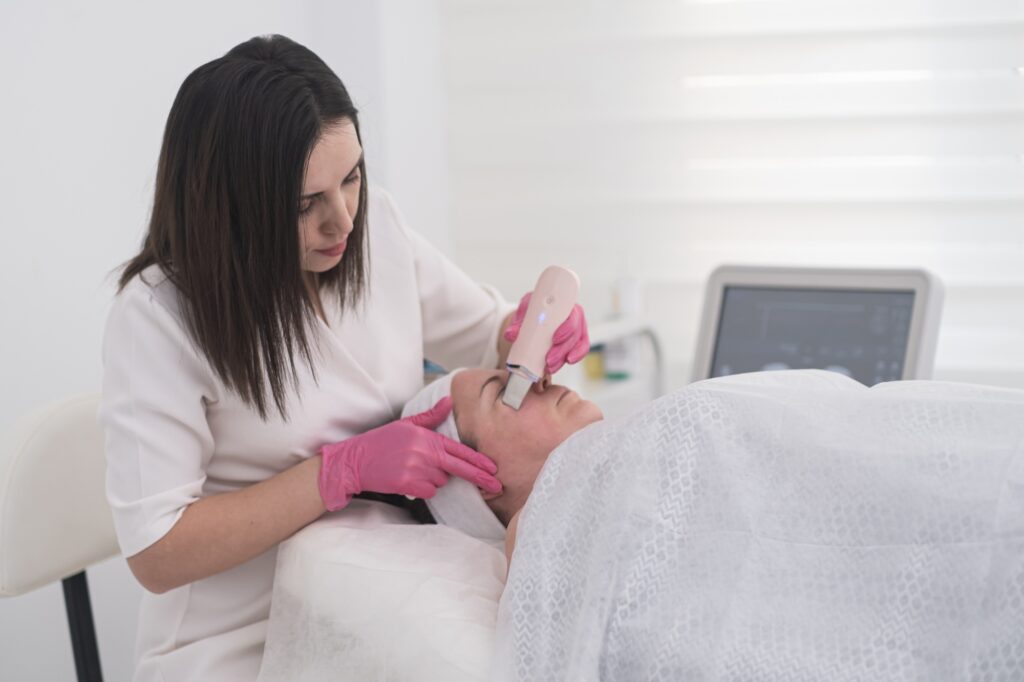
[302,258,343,274]
[574,398,604,424]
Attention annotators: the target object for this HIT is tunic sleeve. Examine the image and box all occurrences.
[97,280,218,558]
[378,190,518,370]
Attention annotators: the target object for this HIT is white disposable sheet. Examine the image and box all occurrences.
[259,500,506,681]
[493,370,1024,681]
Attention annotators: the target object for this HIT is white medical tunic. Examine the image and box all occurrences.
[98,187,514,681]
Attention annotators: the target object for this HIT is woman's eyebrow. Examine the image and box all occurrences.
[479,375,502,398]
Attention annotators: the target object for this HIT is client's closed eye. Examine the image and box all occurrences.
[480,374,507,403]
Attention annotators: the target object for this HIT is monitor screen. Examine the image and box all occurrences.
[710,286,916,386]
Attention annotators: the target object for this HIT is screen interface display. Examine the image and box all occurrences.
[711,286,915,386]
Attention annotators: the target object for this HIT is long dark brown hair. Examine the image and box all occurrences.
[116,34,369,421]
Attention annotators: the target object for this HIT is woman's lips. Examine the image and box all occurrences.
[317,240,347,257]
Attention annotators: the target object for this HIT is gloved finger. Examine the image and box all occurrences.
[544,311,585,360]
[403,396,453,430]
[439,451,503,493]
[567,323,591,364]
[545,334,582,373]
[545,337,583,374]
[567,336,590,364]
[427,468,449,489]
[548,323,583,355]
[407,481,440,500]
[550,305,584,345]
[503,293,532,342]
[548,307,590,372]
[438,434,499,474]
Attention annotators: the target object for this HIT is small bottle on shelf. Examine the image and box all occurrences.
[603,275,643,380]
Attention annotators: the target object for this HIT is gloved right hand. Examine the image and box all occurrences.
[317,396,502,512]
[504,291,590,375]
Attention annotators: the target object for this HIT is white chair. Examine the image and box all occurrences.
[0,394,118,682]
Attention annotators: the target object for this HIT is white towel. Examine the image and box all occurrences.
[401,370,506,544]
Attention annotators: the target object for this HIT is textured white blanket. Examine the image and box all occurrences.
[493,370,1024,681]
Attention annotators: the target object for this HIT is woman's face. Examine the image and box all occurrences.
[298,119,363,273]
[451,369,603,517]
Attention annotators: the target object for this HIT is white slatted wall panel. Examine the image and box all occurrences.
[440,0,1024,389]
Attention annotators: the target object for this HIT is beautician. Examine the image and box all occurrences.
[98,34,590,680]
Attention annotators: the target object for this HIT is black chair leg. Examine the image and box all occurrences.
[62,571,103,682]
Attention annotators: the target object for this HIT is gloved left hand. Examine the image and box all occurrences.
[503,292,590,375]
[317,397,501,511]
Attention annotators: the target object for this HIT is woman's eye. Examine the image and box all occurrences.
[299,175,357,216]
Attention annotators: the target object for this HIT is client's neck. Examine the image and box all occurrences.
[487,482,534,526]
[487,494,519,527]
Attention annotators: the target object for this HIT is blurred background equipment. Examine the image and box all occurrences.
[691,265,944,385]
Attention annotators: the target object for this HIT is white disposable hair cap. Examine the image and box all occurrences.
[401,369,506,545]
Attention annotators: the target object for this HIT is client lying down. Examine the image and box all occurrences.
[402,368,1024,681]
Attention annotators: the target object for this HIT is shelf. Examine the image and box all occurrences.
[556,318,667,419]
[587,317,658,348]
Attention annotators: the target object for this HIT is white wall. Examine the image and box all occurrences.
[0,2,449,679]
[439,0,1024,392]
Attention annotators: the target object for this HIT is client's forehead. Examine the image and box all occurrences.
[477,372,506,397]
[454,368,507,396]
[451,369,507,450]
[452,370,509,421]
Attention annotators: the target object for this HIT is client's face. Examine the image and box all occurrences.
[450,369,603,521]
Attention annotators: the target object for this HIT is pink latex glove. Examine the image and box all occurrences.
[503,292,591,375]
[317,397,502,512]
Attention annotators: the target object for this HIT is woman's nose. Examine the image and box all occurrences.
[322,191,355,236]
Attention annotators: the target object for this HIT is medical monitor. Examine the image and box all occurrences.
[692,266,943,386]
